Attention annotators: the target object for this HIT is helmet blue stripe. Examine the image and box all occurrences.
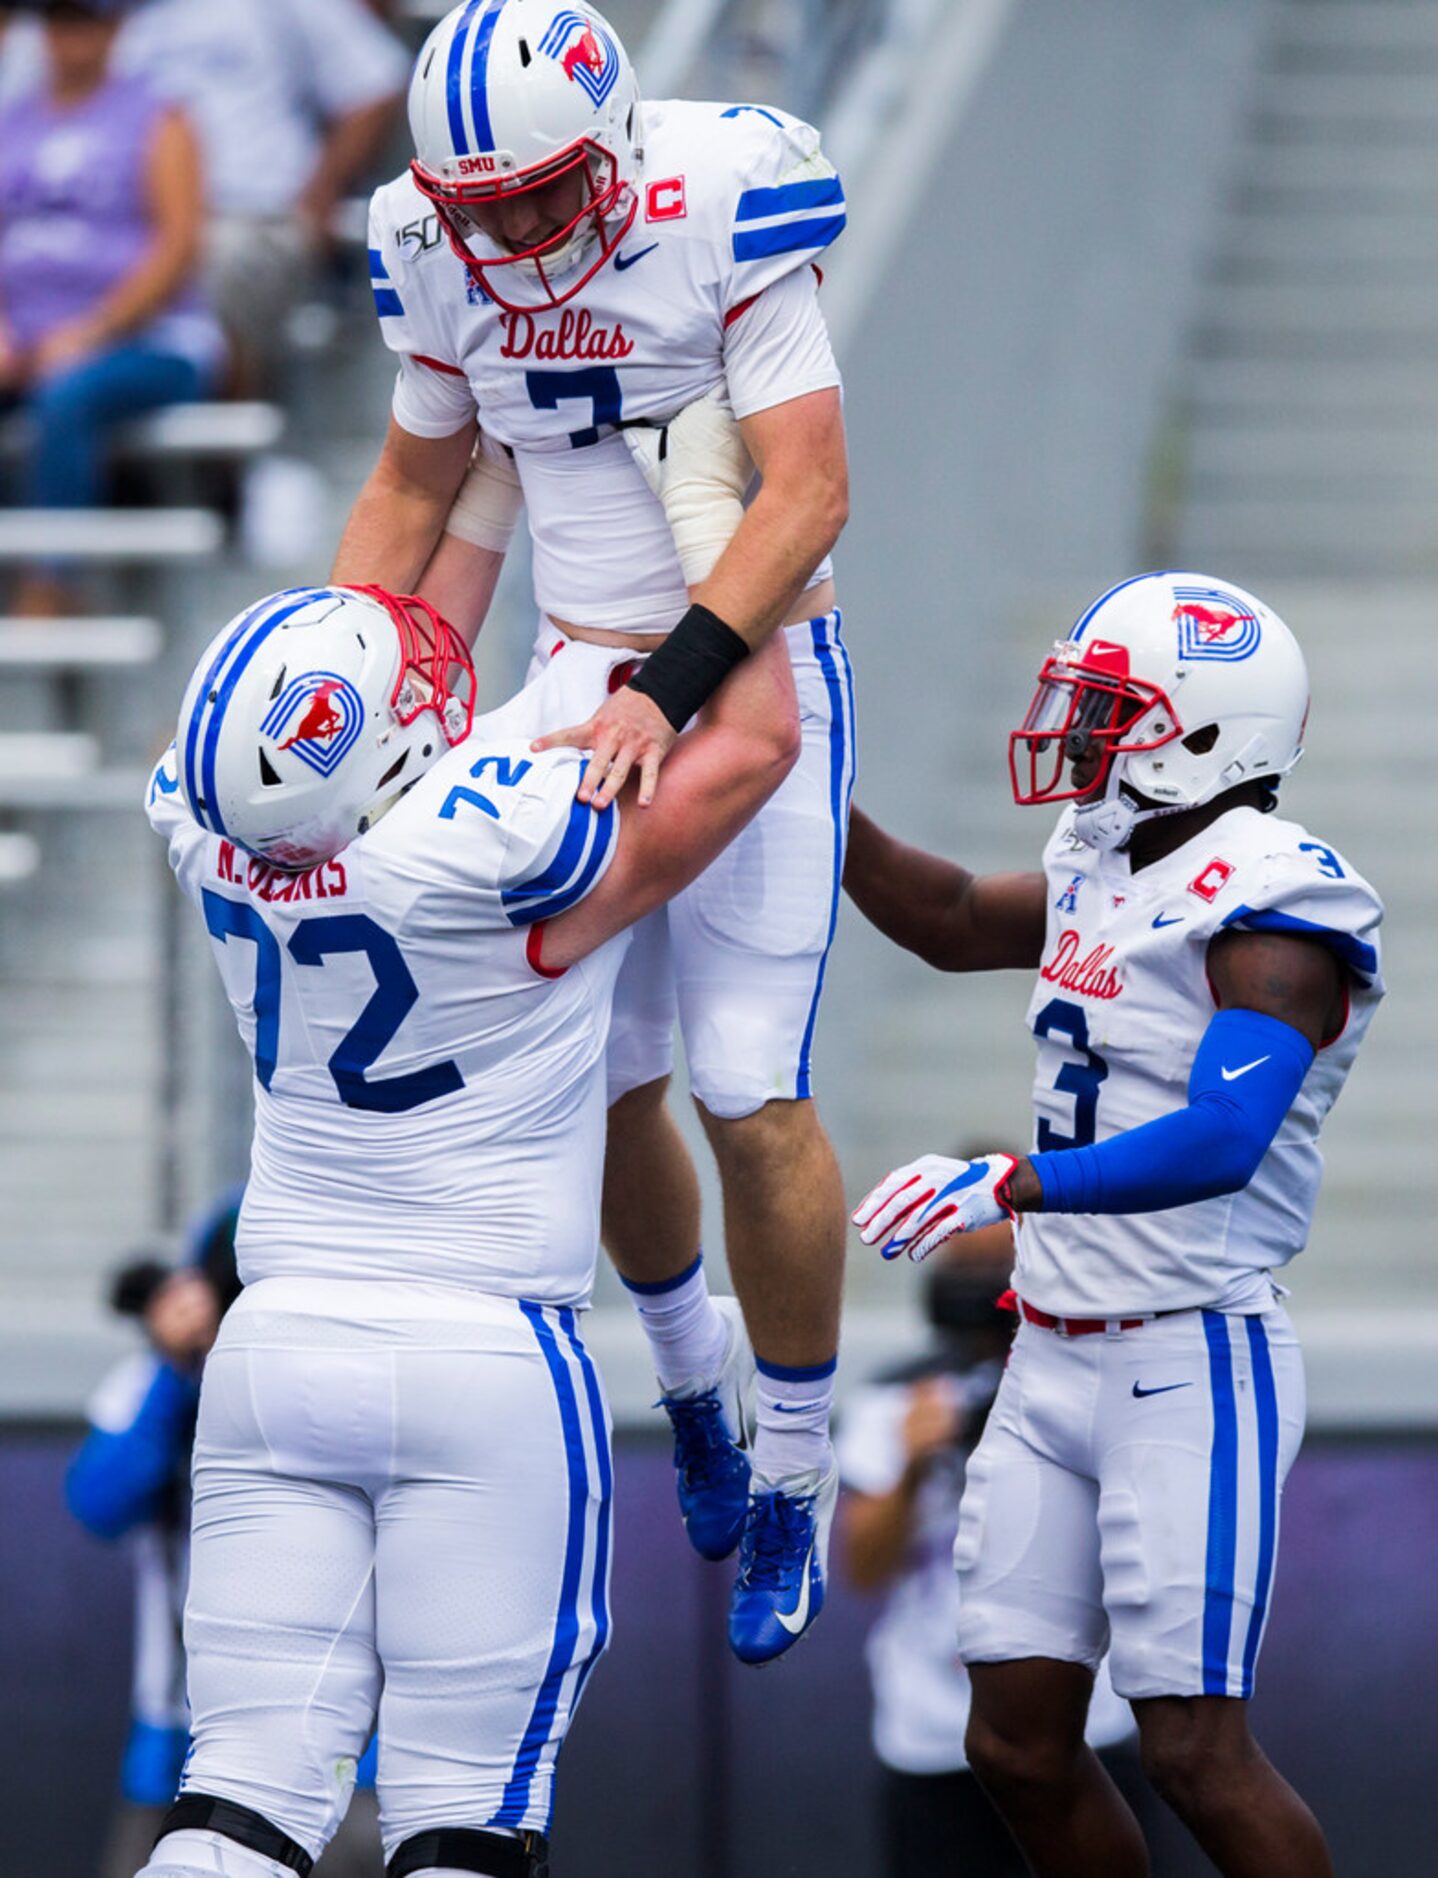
[445,0,488,156]
[198,589,331,839]
[183,586,311,829]
[469,0,509,154]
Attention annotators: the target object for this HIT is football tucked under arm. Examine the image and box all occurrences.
[621,386,754,588]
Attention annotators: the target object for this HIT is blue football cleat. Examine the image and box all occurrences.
[658,1296,754,1561]
[727,1463,838,1665]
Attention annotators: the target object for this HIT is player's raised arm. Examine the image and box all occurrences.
[844,805,1046,973]
[534,633,802,972]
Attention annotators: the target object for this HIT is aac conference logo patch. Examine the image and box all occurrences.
[262,672,365,778]
[1172,586,1262,663]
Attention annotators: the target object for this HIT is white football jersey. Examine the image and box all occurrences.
[146,735,627,1305]
[369,97,845,632]
[1014,804,1384,1317]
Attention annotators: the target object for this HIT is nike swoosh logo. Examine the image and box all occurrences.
[1132,1381,1192,1398]
[614,243,658,272]
[1221,1056,1270,1081]
[776,1537,816,1636]
[769,1402,812,1414]
[1151,913,1182,929]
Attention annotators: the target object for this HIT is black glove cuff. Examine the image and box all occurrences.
[626,603,750,732]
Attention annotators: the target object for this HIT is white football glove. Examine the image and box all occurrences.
[853,1153,1020,1263]
[621,386,753,586]
[444,429,524,552]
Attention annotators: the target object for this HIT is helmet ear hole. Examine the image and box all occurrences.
[1182,723,1219,755]
[376,749,410,789]
[259,749,283,787]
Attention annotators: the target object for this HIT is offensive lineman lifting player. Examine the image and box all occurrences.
[135,584,799,1878]
[849,573,1383,1878]
[332,0,854,1661]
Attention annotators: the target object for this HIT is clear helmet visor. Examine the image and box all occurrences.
[1009,646,1180,806]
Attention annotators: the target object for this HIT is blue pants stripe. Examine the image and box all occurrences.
[796,612,854,1099]
[496,1302,592,1827]
[1201,1309,1240,1696]
[558,1308,613,1770]
[1240,1315,1280,1697]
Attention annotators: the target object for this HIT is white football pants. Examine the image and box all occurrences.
[156,1277,612,1867]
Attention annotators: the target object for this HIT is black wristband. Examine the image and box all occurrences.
[627,603,750,732]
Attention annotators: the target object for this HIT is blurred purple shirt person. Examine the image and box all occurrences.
[0,0,221,615]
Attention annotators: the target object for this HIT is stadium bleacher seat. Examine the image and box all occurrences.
[0,510,224,563]
[114,402,285,462]
[0,619,162,669]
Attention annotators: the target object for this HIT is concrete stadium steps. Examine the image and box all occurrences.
[1164,0,1438,579]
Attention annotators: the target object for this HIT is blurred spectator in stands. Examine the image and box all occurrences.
[0,0,222,618]
[0,4,45,104]
[838,1223,1154,1876]
[118,0,409,391]
[65,1187,383,1878]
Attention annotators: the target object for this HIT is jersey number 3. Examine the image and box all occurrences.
[202,891,463,1113]
[1033,996,1109,1151]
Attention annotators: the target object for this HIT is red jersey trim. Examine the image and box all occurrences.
[415,354,466,378]
[526,921,567,979]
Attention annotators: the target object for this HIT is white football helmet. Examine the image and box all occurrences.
[1010,572,1309,852]
[177,586,475,870]
[408,0,642,313]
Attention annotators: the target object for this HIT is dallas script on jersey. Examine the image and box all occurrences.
[1039,929,1124,1000]
[497,309,634,360]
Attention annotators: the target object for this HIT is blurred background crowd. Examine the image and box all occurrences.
[0,1,1435,1874]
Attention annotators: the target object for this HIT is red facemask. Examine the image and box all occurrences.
[1009,640,1181,806]
[410,141,636,315]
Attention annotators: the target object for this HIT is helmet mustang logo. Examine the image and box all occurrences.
[562,25,603,83]
[277,681,345,752]
[1172,587,1262,663]
[261,672,366,779]
[540,11,620,106]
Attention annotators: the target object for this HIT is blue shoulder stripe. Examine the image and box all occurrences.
[504,800,615,926]
[735,175,844,222]
[367,248,389,281]
[1220,905,1378,983]
[733,211,846,264]
[372,287,405,319]
[502,788,594,907]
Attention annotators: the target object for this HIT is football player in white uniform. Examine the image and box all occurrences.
[135,583,799,1878]
[330,0,853,1663]
[848,574,1382,1878]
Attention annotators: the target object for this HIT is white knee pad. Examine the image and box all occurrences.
[136,1828,295,1878]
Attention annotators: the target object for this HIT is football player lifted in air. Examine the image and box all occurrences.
[849,574,1382,1878]
[332,0,854,1663]
[135,583,799,1878]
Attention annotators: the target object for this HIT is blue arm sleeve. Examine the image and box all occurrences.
[65,1361,200,1540]
[1030,1008,1315,1216]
